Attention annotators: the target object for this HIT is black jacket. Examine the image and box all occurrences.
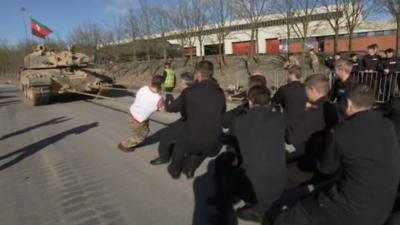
[382,56,400,74]
[234,107,287,210]
[165,88,188,120]
[272,81,307,126]
[286,97,339,171]
[351,59,361,74]
[380,97,400,142]
[172,79,226,155]
[329,78,355,115]
[361,54,382,71]
[316,110,400,225]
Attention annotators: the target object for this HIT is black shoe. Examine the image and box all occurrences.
[167,165,181,179]
[150,157,169,165]
[183,169,195,179]
[236,205,263,223]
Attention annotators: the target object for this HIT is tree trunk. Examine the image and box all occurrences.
[348,30,354,53]
[132,43,137,62]
[287,22,291,57]
[162,34,167,62]
[397,17,400,57]
[146,40,150,63]
[333,29,339,54]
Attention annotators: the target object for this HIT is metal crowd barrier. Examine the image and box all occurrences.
[268,70,400,103]
[350,71,400,103]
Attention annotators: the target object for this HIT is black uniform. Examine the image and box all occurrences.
[168,79,226,176]
[156,92,187,160]
[329,78,355,116]
[274,110,400,225]
[272,81,307,126]
[380,97,400,142]
[382,57,400,98]
[382,56,400,74]
[361,54,382,71]
[286,97,339,172]
[350,59,361,74]
[218,107,287,215]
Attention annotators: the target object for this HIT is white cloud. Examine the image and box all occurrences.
[103,0,134,14]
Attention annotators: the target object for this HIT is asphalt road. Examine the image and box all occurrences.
[0,84,257,225]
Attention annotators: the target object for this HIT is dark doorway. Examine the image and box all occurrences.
[316,37,325,52]
[205,44,223,56]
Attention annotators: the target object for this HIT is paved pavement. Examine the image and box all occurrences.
[0,85,257,225]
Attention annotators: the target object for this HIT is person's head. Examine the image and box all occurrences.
[164,62,171,69]
[288,65,302,82]
[304,74,330,102]
[179,72,195,89]
[350,53,358,62]
[335,59,353,81]
[195,60,213,81]
[385,48,395,58]
[334,52,341,61]
[248,85,271,108]
[151,75,164,92]
[346,85,374,116]
[309,49,315,54]
[248,74,267,88]
[367,44,378,55]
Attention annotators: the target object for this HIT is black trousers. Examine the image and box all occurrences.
[168,138,222,176]
[157,120,185,160]
[164,87,175,105]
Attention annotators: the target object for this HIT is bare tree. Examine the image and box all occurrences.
[171,0,196,64]
[339,0,374,52]
[380,0,400,56]
[68,20,104,62]
[101,15,127,63]
[290,0,319,61]
[124,6,140,62]
[151,5,172,61]
[190,0,210,58]
[138,0,153,62]
[322,0,345,54]
[233,0,270,59]
[273,0,295,56]
[208,0,233,64]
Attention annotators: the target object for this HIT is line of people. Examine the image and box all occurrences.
[118,59,400,225]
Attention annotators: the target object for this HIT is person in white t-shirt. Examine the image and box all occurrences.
[118,75,165,152]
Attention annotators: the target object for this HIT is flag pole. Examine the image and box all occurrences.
[20,6,29,43]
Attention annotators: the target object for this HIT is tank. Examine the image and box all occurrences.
[20,45,113,105]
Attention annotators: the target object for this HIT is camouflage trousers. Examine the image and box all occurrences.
[119,117,150,148]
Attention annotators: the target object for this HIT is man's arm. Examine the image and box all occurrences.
[165,93,184,113]
[272,87,283,105]
[286,108,322,146]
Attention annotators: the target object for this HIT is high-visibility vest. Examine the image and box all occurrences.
[164,69,175,88]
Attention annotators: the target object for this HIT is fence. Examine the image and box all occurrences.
[268,70,400,103]
[349,71,400,103]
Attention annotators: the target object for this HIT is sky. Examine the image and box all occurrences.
[0,0,394,45]
[0,0,154,44]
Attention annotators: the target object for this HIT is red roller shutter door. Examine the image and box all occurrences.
[232,41,256,55]
[183,47,196,57]
[266,39,280,54]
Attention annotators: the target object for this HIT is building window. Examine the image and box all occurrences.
[367,32,375,37]
[375,31,384,36]
[384,30,396,35]
[356,32,367,38]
